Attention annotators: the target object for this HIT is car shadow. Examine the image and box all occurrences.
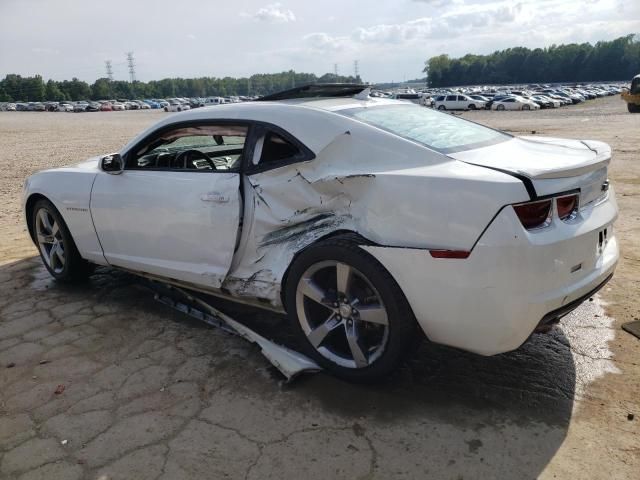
[3,258,578,478]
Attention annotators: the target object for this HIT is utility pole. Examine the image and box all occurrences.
[353,60,359,82]
[126,52,136,83]
[334,63,338,79]
[105,60,114,81]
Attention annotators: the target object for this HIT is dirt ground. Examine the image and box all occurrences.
[0,96,638,480]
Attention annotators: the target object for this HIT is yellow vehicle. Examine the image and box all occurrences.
[621,74,640,113]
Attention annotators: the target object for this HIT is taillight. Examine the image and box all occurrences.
[557,194,578,221]
[513,199,552,230]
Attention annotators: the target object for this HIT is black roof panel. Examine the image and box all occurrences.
[256,83,369,101]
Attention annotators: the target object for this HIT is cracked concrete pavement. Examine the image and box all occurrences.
[1,96,639,479]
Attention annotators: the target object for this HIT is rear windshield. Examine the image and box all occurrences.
[341,104,509,153]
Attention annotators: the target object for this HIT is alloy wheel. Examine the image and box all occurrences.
[35,208,65,274]
[295,260,389,369]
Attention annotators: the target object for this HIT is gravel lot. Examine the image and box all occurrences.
[0,96,638,479]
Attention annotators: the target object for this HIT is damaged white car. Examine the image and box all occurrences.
[23,84,619,381]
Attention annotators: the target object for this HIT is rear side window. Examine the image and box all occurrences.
[259,132,301,164]
[340,104,509,153]
[445,95,456,101]
[250,128,313,170]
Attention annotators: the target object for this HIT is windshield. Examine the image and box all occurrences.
[340,104,509,153]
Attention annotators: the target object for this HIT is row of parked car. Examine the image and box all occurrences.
[0,95,259,113]
[1,83,623,114]
[417,83,623,111]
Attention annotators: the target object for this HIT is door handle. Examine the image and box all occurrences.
[200,192,229,203]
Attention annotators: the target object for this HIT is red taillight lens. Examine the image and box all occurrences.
[513,199,552,230]
[557,194,578,220]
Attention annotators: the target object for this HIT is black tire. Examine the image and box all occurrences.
[628,103,640,113]
[497,104,505,111]
[437,105,446,110]
[468,104,476,110]
[284,237,420,382]
[522,104,531,111]
[32,199,92,282]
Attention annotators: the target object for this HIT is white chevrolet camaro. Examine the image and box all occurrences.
[23,85,618,381]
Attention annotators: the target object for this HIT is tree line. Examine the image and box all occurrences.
[0,71,362,102]
[424,34,640,87]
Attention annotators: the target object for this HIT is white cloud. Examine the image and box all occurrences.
[254,3,295,23]
[304,32,348,51]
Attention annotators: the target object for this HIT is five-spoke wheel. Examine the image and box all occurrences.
[296,260,389,369]
[285,238,419,381]
[31,199,92,281]
[35,208,66,274]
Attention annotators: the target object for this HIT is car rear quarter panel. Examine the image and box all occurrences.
[224,120,529,306]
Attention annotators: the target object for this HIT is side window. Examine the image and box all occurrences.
[252,130,304,166]
[129,124,247,171]
[445,95,456,101]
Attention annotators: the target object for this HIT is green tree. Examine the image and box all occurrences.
[45,79,65,101]
[423,34,640,87]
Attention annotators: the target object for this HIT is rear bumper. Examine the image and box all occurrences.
[363,191,619,356]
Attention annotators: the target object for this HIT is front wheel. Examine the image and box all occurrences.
[468,104,476,110]
[32,199,92,282]
[497,104,505,111]
[437,105,446,110]
[628,103,640,113]
[522,104,531,111]
[285,238,419,382]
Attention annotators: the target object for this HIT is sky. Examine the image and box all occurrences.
[0,0,638,83]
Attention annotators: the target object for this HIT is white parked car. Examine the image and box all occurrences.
[205,97,226,106]
[164,101,191,112]
[56,103,74,112]
[434,94,486,110]
[492,96,540,111]
[111,102,126,111]
[23,85,618,381]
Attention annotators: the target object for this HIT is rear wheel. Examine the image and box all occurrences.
[285,238,419,382]
[628,103,640,113]
[32,199,92,282]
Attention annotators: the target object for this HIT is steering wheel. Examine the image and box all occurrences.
[174,149,216,170]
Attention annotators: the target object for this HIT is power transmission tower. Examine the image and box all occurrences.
[353,60,359,82]
[105,60,114,81]
[126,52,136,83]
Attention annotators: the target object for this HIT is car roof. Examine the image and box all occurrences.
[120,96,412,156]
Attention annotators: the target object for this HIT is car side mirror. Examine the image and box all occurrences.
[101,153,124,174]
